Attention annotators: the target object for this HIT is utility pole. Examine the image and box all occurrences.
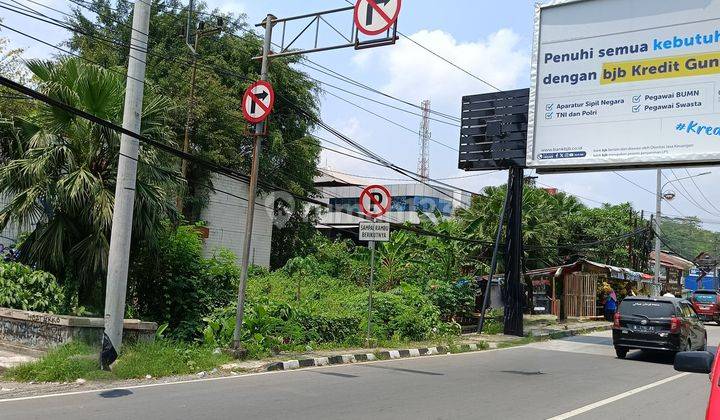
[654,168,662,285]
[101,0,151,370]
[179,19,223,212]
[181,33,199,182]
[233,14,275,350]
[418,99,430,180]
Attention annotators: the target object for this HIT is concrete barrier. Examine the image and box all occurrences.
[0,307,157,350]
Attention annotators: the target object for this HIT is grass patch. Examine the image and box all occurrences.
[496,336,543,349]
[3,340,231,383]
[3,342,111,382]
[111,341,231,379]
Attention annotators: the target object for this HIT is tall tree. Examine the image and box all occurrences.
[566,203,647,268]
[457,185,582,270]
[0,58,180,307]
[0,26,32,162]
[66,0,322,231]
[659,217,720,260]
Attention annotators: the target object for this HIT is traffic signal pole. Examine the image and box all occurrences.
[233,14,275,350]
[101,0,151,369]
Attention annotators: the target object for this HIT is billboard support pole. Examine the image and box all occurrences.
[477,173,510,334]
[503,166,524,337]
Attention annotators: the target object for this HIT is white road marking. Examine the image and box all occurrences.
[546,373,691,420]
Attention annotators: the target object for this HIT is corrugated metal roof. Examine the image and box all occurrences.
[649,251,695,271]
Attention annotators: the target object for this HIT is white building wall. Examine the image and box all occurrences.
[200,174,274,268]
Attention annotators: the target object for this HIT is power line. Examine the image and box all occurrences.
[684,168,720,215]
[666,169,720,218]
[341,0,502,92]
[4,7,481,208]
[612,171,688,218]
[301,61,460,126]
[0,74,501,247]
[396,32,501,92]
[322,88,458,152]
[297,58,461,123]
[320,167,501,182]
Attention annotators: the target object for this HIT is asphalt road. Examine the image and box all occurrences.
[2,326,718,420]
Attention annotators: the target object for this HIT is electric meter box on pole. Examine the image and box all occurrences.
[528,0,720,172]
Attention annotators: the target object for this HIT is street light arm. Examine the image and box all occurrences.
[661,171,712,192]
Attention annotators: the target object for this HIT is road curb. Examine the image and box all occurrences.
[263,324,610,372]
[265,344,482,372]
[529,324,611,340]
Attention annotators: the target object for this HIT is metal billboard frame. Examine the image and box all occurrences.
[526,0,720,174]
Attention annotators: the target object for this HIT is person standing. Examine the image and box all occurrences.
[604,289,618,321]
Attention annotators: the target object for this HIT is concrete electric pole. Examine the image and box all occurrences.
[101,0,151,369]
[418,99,430,180]
[232,14,275,350]
[654,169,662,285]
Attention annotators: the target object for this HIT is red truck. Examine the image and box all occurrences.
[690,290,720,324]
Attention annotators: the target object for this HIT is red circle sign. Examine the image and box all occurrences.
[354,0,402,36]
[242,80,275,124]
[359,184,392,218]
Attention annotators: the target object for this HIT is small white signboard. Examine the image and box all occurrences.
[359,222,390,242]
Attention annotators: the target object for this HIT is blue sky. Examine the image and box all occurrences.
[3,0,720,231]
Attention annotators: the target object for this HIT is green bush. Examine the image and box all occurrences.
[0,261,65,312]
[202,302,295,358]
[348,283,444,341]
[427,278,475,319]
[481,308,504,335]
[294,310,361,344]
[128,225,240,340]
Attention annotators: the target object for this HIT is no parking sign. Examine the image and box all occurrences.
[359,184,392,219]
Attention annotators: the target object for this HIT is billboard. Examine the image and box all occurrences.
[528,0,720,171]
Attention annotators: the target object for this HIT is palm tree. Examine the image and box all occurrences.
[457,185,586,271]
[0,58,180,307]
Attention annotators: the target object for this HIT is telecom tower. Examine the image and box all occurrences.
[418,99,431,180]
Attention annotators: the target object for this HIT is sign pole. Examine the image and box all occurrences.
[367,225,376,345]
[233,14,275,351]
[358,185,391,346]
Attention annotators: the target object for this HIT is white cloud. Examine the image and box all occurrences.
[353,28,530,108]
[317,117,379,174]
[214,1,245,15]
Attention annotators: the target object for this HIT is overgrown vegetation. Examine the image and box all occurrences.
[660,216,720,261]
[127,224,241,340]
[3,340,230,382]
[0,261,64,313]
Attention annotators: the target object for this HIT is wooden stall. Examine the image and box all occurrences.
[526,259,652,320]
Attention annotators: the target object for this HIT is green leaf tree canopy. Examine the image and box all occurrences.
[66,0,322,220]
[0,58,180,307]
